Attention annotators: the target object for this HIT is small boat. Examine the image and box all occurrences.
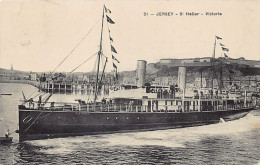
[0,137,13,144]
[0,93,12,96]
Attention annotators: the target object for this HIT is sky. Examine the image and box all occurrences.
[0,0,259,72]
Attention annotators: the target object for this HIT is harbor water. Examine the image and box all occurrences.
[0,83,259,164]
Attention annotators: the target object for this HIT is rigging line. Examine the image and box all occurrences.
[42,93,51,102]
[67,51,98,76]
[24,111,44,133]
[50,20,100,76]
[32,92,45,99]
[100,52,108,83]
[38,112,52,119]
[98,17,111,81]
[93,54,99,73]
[101,52,105,66]
[101,52,108,59]
[27,88,39,99]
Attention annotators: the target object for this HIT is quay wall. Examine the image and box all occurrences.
[0,78,30,84]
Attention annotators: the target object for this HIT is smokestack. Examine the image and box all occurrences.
[178,66,187,92]
[136,60,147,87]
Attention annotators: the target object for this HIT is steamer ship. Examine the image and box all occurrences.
[18,5,255,141]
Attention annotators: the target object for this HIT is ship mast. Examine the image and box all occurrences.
[94,5,105,103]
[212,36,217,59]
[211,36,217,91]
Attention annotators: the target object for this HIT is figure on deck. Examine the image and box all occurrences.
[28,98,34,109]
[5,129,9,139]
[38,95,42,108]
[102,98,106,104]
[50,102,55,110]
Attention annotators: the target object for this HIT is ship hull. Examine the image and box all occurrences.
[18,107,252,141]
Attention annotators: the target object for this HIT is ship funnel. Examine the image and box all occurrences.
[136,60,147,87]
[178,66,187,92]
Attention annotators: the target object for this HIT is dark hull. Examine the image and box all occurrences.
[18,107,253,141]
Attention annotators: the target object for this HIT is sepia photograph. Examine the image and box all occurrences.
[0,0,259,164]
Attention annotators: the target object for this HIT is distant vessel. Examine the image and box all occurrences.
[1,93,12,96]
[18,5,254,141]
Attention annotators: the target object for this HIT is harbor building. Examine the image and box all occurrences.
[160,57,213,67]
[159,57,260,68]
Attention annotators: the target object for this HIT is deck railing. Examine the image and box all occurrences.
[23,100,254,113]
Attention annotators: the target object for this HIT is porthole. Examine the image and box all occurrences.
[126,117,129,120]
[137,117,140,119]
[116,117,118,119]
[106,117,109,120]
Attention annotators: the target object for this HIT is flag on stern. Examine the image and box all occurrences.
[113,63,117,69]
[216,36,222,40]
[224,53,229,58]
[105,6,112,13]
[222,47,229,51]
[113,72,119,82]
[106,16,115,24]
[116,73,118,79]
[111,45,117,53]
[110,37,113,42]
[112,55,120,63]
